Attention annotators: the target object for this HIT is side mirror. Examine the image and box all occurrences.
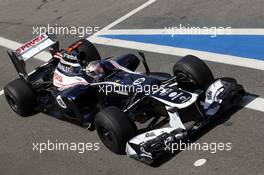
[138,52,150,74]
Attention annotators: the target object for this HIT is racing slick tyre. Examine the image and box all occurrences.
[173,55,214,90]
[4,78,36,117]
[74,39,101,66]
[95,106,136,154]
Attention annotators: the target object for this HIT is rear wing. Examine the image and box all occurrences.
[7,33,58,80]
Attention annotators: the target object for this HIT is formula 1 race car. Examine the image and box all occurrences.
[4,34,245,164]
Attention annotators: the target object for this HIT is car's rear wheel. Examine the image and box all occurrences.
[95,106,136,154]
[173,55,214,91]
[72,39,101,66]
[4,78,36,117]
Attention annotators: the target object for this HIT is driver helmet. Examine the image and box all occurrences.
[86,60,105,80]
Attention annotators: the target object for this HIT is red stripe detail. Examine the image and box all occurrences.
[54,52,62,60]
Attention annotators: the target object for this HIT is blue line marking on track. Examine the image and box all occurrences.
[99,34,264,60]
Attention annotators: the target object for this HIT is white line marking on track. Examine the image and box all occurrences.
[241,95,264,112]
[0,90,4,96]
[91,0,157,35]
[0,37,50,62]
[96,28,264,35]
[88,36,264,71]
[194,159,207,167]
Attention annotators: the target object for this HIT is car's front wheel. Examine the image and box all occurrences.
[95,106,136,154]
[173,55,214,91]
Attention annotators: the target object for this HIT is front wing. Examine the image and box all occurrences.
[125,78,245,164]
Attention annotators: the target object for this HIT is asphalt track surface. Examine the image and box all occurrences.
[0,0,264,175]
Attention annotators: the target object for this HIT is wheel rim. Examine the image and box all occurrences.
[97,125,115,148]
[5,93,19,112]
[175,71,196,84]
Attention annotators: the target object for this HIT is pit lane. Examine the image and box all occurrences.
[0,0,263,175]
